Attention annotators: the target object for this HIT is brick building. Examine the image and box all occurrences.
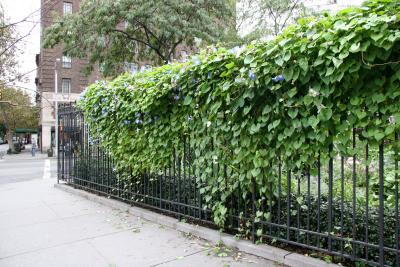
[36,0,100,152]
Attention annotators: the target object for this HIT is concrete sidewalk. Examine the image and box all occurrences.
[0,178,282,267]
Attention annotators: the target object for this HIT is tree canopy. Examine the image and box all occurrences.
[237,0,312,39]
[0,5,23,86]
[44,0,235,77]
[0,87,38,151]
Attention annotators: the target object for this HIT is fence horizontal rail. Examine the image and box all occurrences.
[58,103,400,267]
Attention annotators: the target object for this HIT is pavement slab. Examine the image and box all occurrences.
[0,174,282,267]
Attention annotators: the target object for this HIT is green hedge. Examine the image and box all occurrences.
[79,0,400,226]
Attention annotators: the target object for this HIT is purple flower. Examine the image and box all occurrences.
[135,119,142,124]
[124,120,131,125]
[174,95,180,101]
[249,69,256,80]
[272,75,285,83]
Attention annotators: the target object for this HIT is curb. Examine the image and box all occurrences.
[54,183,340,267]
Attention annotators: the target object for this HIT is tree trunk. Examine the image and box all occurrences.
[6,129,14,153]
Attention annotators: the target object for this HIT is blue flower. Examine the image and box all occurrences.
[174,95,180,101]
[272,75,285,83]
[135,112,141,118]
[124,120,131,125]
[249,69,256,80]
[135,119,142,124]
[229,46,240,55]
[192,56,201,66]
[207,72,212,79]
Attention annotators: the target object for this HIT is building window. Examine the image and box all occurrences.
[61,78,71,94]
[63,2,73,16]
[62,55,72,68]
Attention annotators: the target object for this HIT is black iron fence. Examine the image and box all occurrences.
[58,104,399,267]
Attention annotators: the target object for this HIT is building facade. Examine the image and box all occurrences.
[36,0,100,152]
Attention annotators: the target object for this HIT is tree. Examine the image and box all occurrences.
[237,0,312,40]
[0,5,24,87]
[0,87,38,152]
[44,0,235,77]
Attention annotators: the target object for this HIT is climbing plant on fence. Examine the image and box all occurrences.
[78,0,400,227]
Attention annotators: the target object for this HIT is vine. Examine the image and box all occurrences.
[78,0,400,227]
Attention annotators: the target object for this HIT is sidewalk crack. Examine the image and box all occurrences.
[149,248,208,267]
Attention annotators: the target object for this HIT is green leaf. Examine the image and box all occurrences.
[222,82,231,91]
[288,109,298,119]
[183,95,192,105]
[320,108,332,121]
[298,58,308,72]
[251,168,261,177]
[349,42,360,53]
[244,55,253,65]
[332,57,343,68]
[226,62,235,69]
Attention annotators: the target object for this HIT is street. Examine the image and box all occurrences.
[0,144,57,184]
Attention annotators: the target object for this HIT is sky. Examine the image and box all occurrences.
[2,0,41,101]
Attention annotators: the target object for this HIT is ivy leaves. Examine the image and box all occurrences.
[79,0,400,228]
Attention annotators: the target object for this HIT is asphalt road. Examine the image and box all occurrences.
[0,144,57,184]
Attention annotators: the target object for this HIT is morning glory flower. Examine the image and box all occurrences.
[249,69,256,80]
[229,46,240,55]
[135,119,142,124]
[207,72,212,79]
[192,56,201,65]
[174,95,180,101]
[228,46,244,57]
[135,112,141,118]
[272,75,285,83]
[124,120,131,125]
